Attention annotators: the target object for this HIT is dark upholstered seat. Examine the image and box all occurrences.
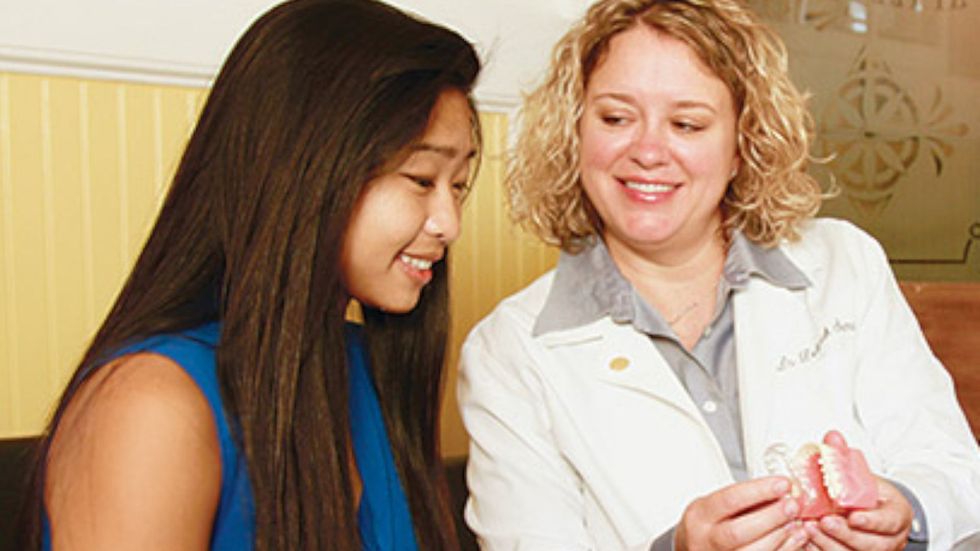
[0,437,36,551]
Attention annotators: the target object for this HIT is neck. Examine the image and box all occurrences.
[605,225,727,289]
[605,223,728,351]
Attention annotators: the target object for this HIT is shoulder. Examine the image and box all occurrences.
[782,218,889,275]
[46,353,222,549]
[465,269,556,345]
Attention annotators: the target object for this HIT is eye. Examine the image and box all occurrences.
[403,174,434,189]
[673,120,705,133]
[452,180,472,199]
[600,113,630,126]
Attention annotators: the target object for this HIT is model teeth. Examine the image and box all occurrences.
[625,181,673,193]
[818,444,844,498]
[793,443,821,500]
[401,254,432,270]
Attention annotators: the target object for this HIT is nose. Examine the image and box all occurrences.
[628,122,668,169]
[423,191,461,244]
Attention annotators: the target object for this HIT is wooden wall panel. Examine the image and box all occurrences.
[0,72,205,436]
[0,71,559,453]
[442,113,559,457]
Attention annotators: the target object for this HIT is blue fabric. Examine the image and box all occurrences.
[43,322,419,550]
[43,323,254,551]
[346,323,420,551]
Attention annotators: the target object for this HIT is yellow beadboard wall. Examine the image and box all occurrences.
[0,71,559,457]
[0,72,208,437]
[443,111,559,456]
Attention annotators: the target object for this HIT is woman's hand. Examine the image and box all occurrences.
[802,477,913,550]
[675,476,809,551]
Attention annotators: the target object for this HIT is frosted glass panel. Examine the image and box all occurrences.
[749,0,980,280]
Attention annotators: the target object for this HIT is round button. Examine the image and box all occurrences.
[702,400,718,413]
[609,356,630,371]
[703,325,713,338]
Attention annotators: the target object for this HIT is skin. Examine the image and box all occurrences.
[675,476,808,551]
[577,23,914,550]
[340,88,475,314]
[579,24,808,549]
[578,24,739,350]
[46,354,222,550]
[802,477,913,551]
[45,89,475,550]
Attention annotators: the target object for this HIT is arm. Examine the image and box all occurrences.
[458,308,806,550]
[823,226,980,549]
[457,310,595,550]
[45,353,222,550]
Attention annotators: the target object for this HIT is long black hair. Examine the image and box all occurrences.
[25,0,480,548]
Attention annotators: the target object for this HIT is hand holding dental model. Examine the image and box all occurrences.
[765,431,916,550]
[765,430,878,519]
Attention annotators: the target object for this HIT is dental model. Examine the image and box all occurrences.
[764,430,879,519]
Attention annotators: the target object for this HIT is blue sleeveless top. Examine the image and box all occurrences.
[43,322,419,550]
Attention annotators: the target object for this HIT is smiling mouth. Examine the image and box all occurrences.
[623,180,676,193]
[399,254,434,270]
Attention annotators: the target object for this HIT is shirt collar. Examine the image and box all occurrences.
[532,232,811,337]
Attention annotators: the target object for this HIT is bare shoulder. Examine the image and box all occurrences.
[46,353,222,550]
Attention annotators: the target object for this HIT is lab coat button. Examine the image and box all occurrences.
[609,356,630,371]
[702,400,718,413]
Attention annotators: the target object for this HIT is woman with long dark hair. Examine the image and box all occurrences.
[26,0,481,548]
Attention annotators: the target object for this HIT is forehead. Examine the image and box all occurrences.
[415,89,474,154]
[587,24,732,107]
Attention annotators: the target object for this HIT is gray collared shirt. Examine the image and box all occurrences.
[533,233,927,550]
[536,232,810,484]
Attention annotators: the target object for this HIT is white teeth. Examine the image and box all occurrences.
[625,181,673,193]
[400,254,433,270]
[818,443,844,499]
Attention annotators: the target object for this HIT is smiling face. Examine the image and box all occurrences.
[340,89,474,313]
[579,24,739,263]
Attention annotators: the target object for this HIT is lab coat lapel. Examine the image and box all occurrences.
[541,319,706,423]
[733,279,819,475]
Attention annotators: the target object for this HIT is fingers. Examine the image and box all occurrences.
[804,519,847,550]
[719,495,800,547]
[702,476,794,519]
[730,520,808,551]
[847,507,909,537]
[806,515,909,551]
[845,478,912,536]
[678,477,798,550]
[822,430,847,448]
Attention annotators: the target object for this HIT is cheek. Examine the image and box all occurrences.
[679,140,734,182]
[579,123,623,172]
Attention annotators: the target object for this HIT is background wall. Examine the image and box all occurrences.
[2,0,978,454]
[0,0,576,451]
[0,70,557,458]
[749,0,980,280]
[0,72,206,438]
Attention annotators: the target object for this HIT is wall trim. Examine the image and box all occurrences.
[0,44,521,112]
[0,44,215,88]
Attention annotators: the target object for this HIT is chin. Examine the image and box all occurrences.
[376,294,422,315]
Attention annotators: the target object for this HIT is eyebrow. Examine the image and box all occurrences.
[409,143,477,160]
[591,92,718,113]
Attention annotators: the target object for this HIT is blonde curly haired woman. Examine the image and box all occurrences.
[458,1,980,550]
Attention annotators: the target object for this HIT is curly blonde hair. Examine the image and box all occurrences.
[508,0,823,251]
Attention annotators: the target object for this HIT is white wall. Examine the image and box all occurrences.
[0,0,592,110]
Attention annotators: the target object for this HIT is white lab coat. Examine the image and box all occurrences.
[458,219,980,550]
